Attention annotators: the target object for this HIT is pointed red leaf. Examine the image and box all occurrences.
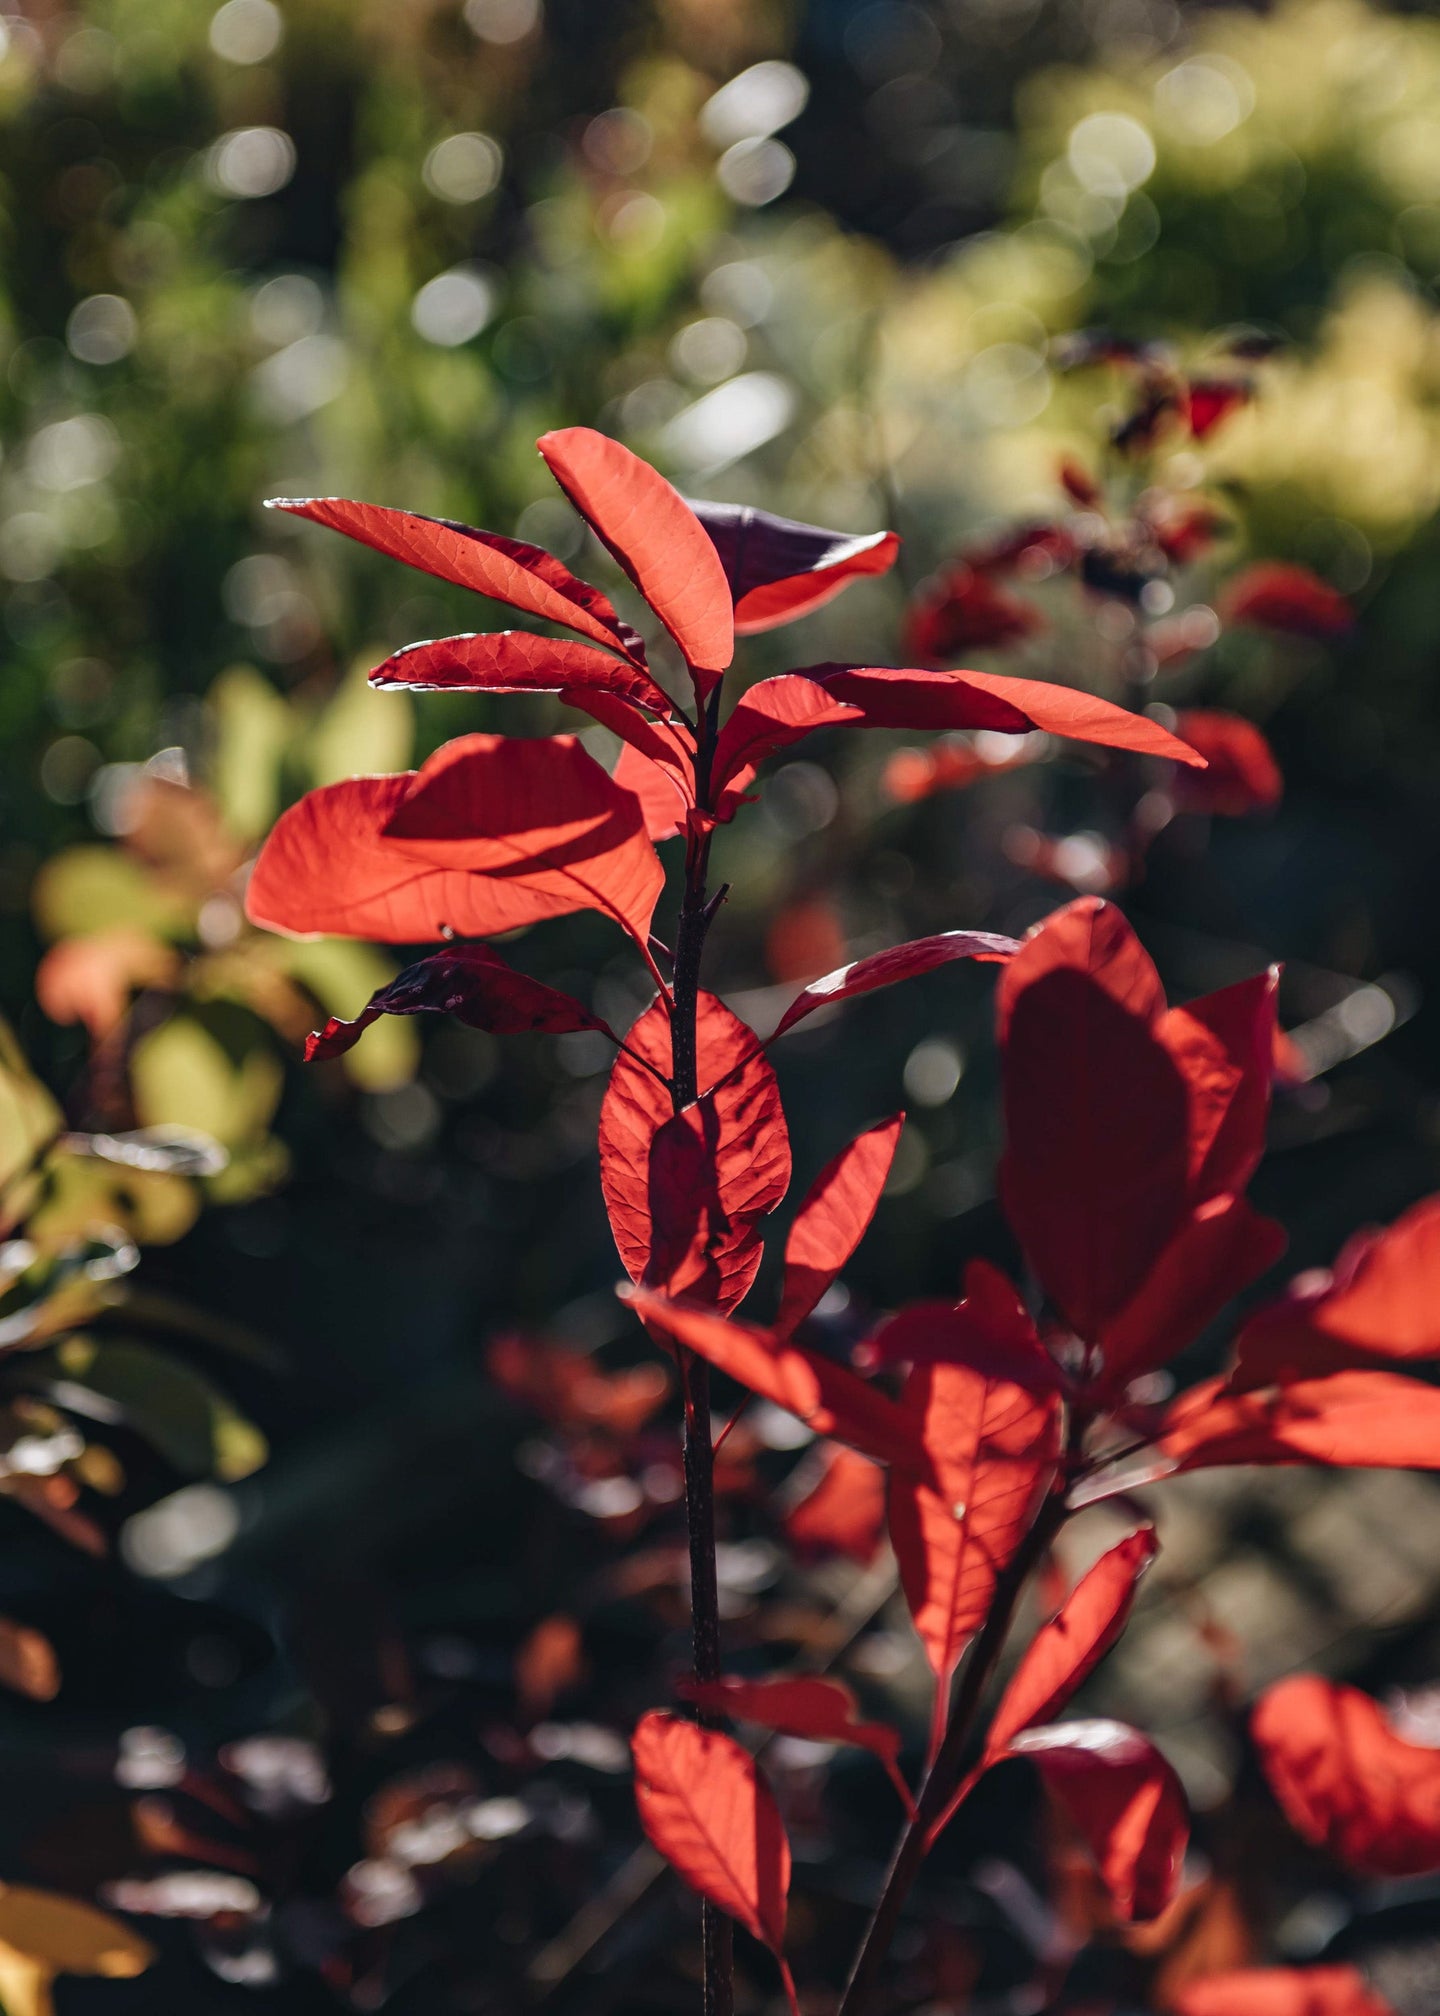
[711,676,865,801]
[267,497,643,659]
[632,1711,790,1953]
[797,664,1206,766]
[599,993,789,1313]
[246,736,665,948]
[784,1445,886,1565]
[304,942,615,1061]
[691,500,900,635]
[986,1529,1157,1758]
[1252,1675,1440,1877]
[620,1287,924,1475]
[368,629,674,717]
[998,900,1274,1347]
[1007,1719,1188,1921]
[1223,562,1354,640]
[1174,1966,1396,2016]
[888,1351,1061,1683]
[864,1261,1059,1382]
[1232,1195,1440,1390]
[1172,710,1283,816]
[1094,1194,1286,1395]
[613,741,691,842]
[773,1117,903,1338]
[772,931,1018,1040]
[1159,1369,1440,1473]
[538,428,734,685]
[679,1676,906,1794]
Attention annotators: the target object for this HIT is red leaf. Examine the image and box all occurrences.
[1222,562,1354,640]
[799,664,1206,766]
[599,993,790,1312]
[772,930,1019,1040]
[368,629,675,717]
[1059,458,1102,508]
[246,735,664,948]
[487,1331,669,1436]
[613,741,692,842]
[711,675,865,803]
[620,1287,923,1474]
[864,1262,1062,1388]
[679,1675,906,1791]
[1172,710,1283,816]
[1232,1195,1440,1389]
[773,1117,904,1338]
[537,429,734,685]
[1186,378,1252,438]
[882,734,1038,804]
[691,500,900,634]
[1159,1368,1440,1473]
[1093,1194,1286,1396]
[784,1445,886,1564]
[1252,1675,1440,1877]
[904,565,1044,660]
[986,1529,1157,1758]
[997,899,1274,1350]
[888,1353,1061,1684]
[268,497,644,660]
[1174,1967,1396,2016]
[304,942,615,1061]
[631,1711,790,1954]
[1007,1719,1188,1920]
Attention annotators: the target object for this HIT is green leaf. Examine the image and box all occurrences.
[53,1336,267,1482]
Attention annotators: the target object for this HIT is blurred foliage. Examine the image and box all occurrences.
[2,0,1440,2010]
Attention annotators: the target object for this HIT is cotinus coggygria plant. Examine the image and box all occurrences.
[241,429,1440,2016]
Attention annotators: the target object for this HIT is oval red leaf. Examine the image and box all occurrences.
[1008,1718,1188,1921]
[1252,1675,1440,1877]
[600,993,790,1313]
[538,429,734,684]
[632,1711,789,1954]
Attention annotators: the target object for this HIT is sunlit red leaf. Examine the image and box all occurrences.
[1008,1720,1188,1921]
[1252,1675,1440,1877]
[773,1117,903,1338]
[863,1261,1060,1386]
[1159,1368,1440,1474]
[692,500,900,634]
[600,994,789,1312]
[620,1287,923,1474]
[614,741,691,842]
[1232,1194,1440,1390]
[986,1530,1157,1758]
[784,1445,886,1565]
[1222,563,1354,640]
[904,565,1044,660]
[538,428,734,685]
[998,899,1275,1349]
[632,1711,791,1957]
[798,664,1205,766]
[368,629,675,716]
[711,675,864,803]
[268,496,644,660]
[772,930,1018,1040]
[888,1350,1061,1684]
[679,1675,910,1809]
[304,942,615,1061]
[1173,1966,1396,2016]
[246,735,665,948]
[1172,711,1283,816]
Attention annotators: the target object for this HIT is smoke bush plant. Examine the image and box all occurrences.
[245,424,1440,2016]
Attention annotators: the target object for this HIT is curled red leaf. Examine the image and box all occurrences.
[691,500,899,635]
[1252,1675,1440,1877]
[304,942,615,1061]
[772,931,1018,1040]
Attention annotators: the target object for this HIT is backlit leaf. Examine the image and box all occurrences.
[1159,1369,1440,1474]
[784,1445,886,1565]
[773,1117,903,1337]
[1007,1719,1188,1921]
[772,931,1018,1040]
[368,629,674,717]
[691,500,899,634]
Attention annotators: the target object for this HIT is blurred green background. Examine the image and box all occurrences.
[3,0,1440,2010]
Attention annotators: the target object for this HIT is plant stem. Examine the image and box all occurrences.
[837,1487,1069,2016]
[670,684,733,2016]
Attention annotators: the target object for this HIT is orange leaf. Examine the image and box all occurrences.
[1173,1967,1396,2016]
[599,993,789,1313]
[538,429,734,686]
[631,1711,789,1953]
[986,1529,1156,1758]
[1252,1675,1440,1877]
